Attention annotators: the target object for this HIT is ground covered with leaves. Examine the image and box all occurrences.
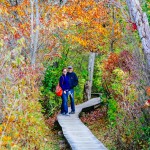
[80,104,149,150]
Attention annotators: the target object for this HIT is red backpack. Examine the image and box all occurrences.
[55,84,63,96]
[55,76,64,96]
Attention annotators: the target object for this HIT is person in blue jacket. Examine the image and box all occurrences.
[67,66,78,114]
[59,68,70,116]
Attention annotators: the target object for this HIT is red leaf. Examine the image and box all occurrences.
[132,23,137,31]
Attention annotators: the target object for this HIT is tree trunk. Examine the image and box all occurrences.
[9,0,22,6]
[83,81,90,101]
[30,0,34,65]
[30,0,40,65]
[126,0,150,82]
[110,6,115,52]
[33,0,39,65]
[87,52,96,100]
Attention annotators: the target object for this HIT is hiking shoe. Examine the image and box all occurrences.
[69,111,75,114]
[65,113,70,116]
[61,112,66,115]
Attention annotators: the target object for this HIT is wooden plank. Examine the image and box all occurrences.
[57,97,107,150]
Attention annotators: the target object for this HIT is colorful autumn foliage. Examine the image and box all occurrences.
[0,60,54,149]
[0,0,150,149]
[0,2,57,147]
[93,51,150,149]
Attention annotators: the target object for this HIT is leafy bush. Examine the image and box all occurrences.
[40,60,65,117]
[97,51,150,149]
[107,98,118,127]
[0,63,53,149]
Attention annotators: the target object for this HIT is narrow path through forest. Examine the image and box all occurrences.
[57,98,107,150]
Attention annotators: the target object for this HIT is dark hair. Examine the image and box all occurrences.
[62,68,67,72]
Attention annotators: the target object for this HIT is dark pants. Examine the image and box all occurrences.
[61,91,68,114]
[69,89,75,112]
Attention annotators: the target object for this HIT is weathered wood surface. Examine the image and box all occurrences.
[57,97,107,150]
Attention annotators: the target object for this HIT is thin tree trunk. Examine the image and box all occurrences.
[30,0,34,64]
[110,6,115,52]
[32,0,39,65]
[126,0,150,82]
[30,0,40,65]
[88,52,96,100]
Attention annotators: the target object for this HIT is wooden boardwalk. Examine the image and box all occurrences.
[57,98,107,150]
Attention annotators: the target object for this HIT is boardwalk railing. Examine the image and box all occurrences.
[57,97,107,150]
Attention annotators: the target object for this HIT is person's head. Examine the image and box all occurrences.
[68,66,73,73]
[62,68,67,75]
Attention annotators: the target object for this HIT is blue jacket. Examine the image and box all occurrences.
[59,75,70,91]
[67,72,78,89]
